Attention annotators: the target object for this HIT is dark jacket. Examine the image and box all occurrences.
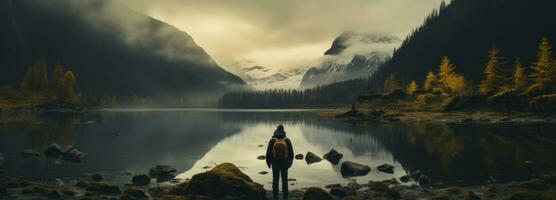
[266,131,294,168]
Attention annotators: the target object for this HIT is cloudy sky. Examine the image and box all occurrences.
[121,0,445,69]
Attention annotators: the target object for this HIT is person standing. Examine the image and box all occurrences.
[266,125,294,199]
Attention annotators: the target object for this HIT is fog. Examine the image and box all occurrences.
[115,0,446,69]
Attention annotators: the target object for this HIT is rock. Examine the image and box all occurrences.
[347,182,362,190]
[400,175,410,183]
[44,143,63,157]
[21,149,40,157]
[61,186,76,196]
[410,170,422,179]
[302,187,333,200]
[21,185,62,199]
[377,163,394,174]
[506,191,542,200]
[467,191,481,200]
[85,182,121,194]
[132,174,151,186]
[329,186,347,197]
[167,163,266,199]
[149,165,177,182]
[323,149,343,165]
[257,144,264,147]
[520,178,547,190]
[55,178,65,186]
[257,155,266,160]
[340,161,370,177]
[368,181,389,191]
[258,171,268,175]
[324,184,341,189]
[120,187,149,200]
[418,175,432,186]
[295,154,304,160]
[386,188,401,199]
[305,152,322,164]
[91,173,106,182]
[61,148,85,163]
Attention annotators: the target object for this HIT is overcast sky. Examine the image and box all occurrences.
[121,0,445,69]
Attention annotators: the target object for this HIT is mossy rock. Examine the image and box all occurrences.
[159,195,211,200]
[169,163,266,199]
[302,187,333,200]
[506,191,543,200]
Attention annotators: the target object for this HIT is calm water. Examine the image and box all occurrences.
[0,109,555,189]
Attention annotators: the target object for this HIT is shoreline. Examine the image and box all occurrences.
[1,166,555,200]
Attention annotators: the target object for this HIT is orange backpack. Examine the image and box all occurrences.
[272,138,288,159]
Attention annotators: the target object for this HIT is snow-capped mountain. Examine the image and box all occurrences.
[300,32,401,88]
[228,61,308,90]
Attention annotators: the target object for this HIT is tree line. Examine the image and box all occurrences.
[219,37,556,108]
[388,37,555,98]
[19,59,78,106]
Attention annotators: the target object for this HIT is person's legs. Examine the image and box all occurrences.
[281,168,289,199]
[272,167,279,199]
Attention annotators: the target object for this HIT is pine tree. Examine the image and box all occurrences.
[406,80,418,95]
[424,72,437,91]
[479,45,504,94]
[513,58,526,92]
[529,37,554,90]
[384,73,398,93]
[438,56,456,94]
[448,74,466,95]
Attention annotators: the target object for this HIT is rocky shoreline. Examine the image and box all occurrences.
[1,161,556,200]
[331,109,556,124]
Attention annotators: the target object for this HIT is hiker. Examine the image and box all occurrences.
[266,125,294,199]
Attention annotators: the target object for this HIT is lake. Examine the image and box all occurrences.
[0,109,555,189]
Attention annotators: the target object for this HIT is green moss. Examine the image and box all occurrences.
[302,187,333,200]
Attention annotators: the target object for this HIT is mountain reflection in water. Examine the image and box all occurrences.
[0,110,555,188]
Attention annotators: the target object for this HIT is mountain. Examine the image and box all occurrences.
[228,61,307,90]
[299,32,400,89]
[0,0,244,99]
[372,0,556,87]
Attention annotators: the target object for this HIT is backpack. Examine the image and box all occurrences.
[272,138,288,159]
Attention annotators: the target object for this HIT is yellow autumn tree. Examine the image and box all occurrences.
[529,37,554,90]
[438,56,457,94]
[406,80,418,95]
[513,58,527,92]
[424,71,437,91]
[448,74,466,95]
[63,71,76,99]
[479,45,505,94]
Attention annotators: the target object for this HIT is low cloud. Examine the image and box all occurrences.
[116,0,445,69]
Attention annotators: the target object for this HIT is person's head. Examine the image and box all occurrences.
[277,124,284,131]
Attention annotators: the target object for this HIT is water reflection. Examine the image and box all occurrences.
[0,110,555,188]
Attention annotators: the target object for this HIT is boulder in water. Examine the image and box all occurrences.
[120,187,149,200]
[377,163,395,174]
[132,174,151,186]
[167,163,266,199]
[302,187,333,200]
[305,152,322,164]
[340,161,370,177]
[61,148,85,163]
[400,175,410,183]
[323,149,343,165]
[21,149,40,157]
[295,154,304,160]
[329,186,347,197]
[44,143,63,157]
[257,155,266,160]
[418,175,432,186]
[149,165,177,182]
[91,173,106,182]
[84,182,121,194]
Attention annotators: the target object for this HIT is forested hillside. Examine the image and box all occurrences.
[0,0,244,101]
